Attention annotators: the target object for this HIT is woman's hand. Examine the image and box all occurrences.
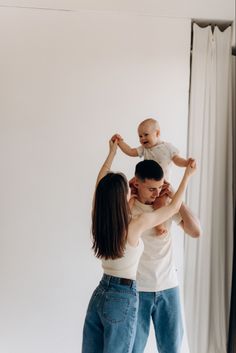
[95,138,118,188]
[111,133,123,143]
[109,137,118,155]
[185,158,197,177]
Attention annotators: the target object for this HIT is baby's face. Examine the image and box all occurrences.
[138,123,159,148]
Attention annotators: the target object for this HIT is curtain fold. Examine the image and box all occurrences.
[228,53,236,353]
[184,24,233,353]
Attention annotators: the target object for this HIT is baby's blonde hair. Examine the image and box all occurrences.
[138,117,160,132]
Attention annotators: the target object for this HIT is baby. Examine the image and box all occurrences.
[113,117,194,235]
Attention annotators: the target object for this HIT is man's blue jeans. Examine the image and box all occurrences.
[82,274,139,353]
[132,287,183,353]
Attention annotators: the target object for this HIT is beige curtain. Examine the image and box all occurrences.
[184,24,233,353]
[228,51,236,353]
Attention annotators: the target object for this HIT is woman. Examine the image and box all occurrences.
[82,138,196,353]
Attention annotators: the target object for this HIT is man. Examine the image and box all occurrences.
[131,160,201,353]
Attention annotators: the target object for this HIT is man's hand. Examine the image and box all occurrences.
[159,180,174,199]
[153,181,175,210]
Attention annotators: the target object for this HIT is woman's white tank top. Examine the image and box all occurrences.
[102,240,144,280]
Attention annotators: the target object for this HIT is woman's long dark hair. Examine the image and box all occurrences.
[92,172,131,260]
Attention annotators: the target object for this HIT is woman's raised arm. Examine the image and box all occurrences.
[95,139,118,188]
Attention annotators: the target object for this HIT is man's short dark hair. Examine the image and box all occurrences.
[135,160,164,181]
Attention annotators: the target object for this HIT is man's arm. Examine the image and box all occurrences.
[178,203,201,238]
[159,181,201,238]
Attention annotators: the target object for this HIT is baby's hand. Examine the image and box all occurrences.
[187,157,196,168]
[185,159,197,176]
[111,134,123,143]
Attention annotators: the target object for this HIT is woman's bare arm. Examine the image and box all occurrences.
[128,161,197,243]
[95,139,118,188]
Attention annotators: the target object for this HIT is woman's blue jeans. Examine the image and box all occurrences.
[132,287,183,353]
[82,274,139,353]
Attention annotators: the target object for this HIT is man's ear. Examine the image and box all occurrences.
[156,129,160,137]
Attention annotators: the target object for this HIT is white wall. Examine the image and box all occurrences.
[0,8,191,353]
[0,0,234,21]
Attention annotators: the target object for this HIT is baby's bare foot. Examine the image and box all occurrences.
[155,225,167,236]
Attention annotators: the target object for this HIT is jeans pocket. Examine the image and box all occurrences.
[102,293,130,324]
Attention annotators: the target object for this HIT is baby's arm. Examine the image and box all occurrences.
[112,134,139,157]
[172,155,195,168]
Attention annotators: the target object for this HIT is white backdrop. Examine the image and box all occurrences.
[0,8,191,353]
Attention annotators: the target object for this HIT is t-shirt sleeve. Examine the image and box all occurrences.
[136,145,144,158]
[165,142,179,159]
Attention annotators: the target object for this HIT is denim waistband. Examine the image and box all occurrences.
[101,273,136,290]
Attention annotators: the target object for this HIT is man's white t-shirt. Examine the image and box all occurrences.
[132,199,182,292]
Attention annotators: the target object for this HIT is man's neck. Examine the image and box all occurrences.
[136,195,153,205]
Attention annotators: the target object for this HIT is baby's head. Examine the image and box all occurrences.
[137,118,160,148]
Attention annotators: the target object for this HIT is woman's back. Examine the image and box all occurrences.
[102,240,144,280]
